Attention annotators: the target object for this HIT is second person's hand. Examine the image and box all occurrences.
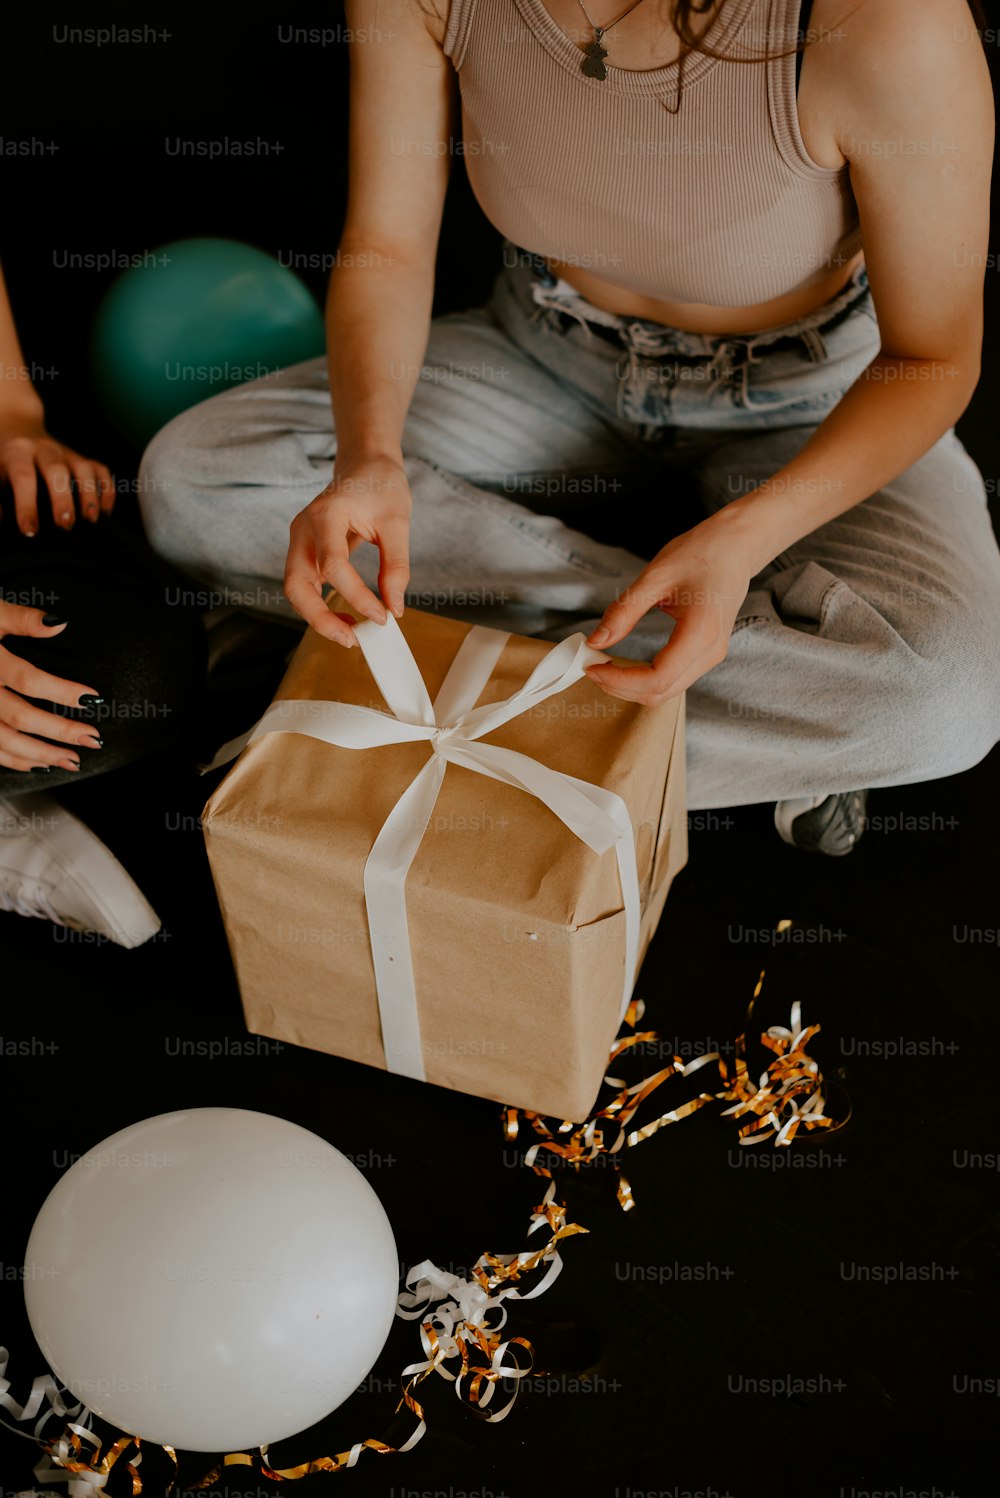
[0,602,104,772]
[0,416,115,534]
[284,455,413,647]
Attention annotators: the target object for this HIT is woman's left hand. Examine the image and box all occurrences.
[584,516,754,706]
[0,417,115,535]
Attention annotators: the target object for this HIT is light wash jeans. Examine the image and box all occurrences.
[139,246,1000,809]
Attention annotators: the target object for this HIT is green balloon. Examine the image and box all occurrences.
[91,238,326,445]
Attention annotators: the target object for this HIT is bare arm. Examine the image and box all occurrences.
[716,0,993,576]
[587,0,995,704]
[0,263,107,771]
[0,261,114,533]
[284,0,457,643]
[0,262,45,426]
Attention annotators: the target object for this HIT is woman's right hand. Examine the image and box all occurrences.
[284,456,413,647]
[0,602,103,772]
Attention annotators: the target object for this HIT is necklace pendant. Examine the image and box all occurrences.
[581,31,609,80]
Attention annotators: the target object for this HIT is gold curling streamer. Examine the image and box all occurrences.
[506,939,850,1210]
[394,1178,587,1431]
[34,1426,161,1496]
[2,1185,582,1492]
[8,922,848,1490]
[188,1183,587,1485]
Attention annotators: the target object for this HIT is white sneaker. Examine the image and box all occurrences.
[0,793,161,947]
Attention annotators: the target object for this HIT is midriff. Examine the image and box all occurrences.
[541,248,866,334]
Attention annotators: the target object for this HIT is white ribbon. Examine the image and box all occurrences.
[207,616,641,1083]
[0,1346,98,1493]
[394,1179,570,1432]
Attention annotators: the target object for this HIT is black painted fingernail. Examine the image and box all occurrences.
[78,695,104,707]
[30,766,53,774]
[83,736,104,748]
[42,613,65,627]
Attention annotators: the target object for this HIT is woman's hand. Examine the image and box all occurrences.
[284,455,412,647]
[584,514,754,707]
[0,416,115,535]
[0,602,103,772]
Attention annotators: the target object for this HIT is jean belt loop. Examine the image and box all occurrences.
[627,322,671,360]
[799,326,829,364]
[731,334,758,367]
[528,280,596,342]
[572,309,596,343]
[706,339,738,385]
[616,341,642,394]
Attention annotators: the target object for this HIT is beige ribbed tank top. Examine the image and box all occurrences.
[443,0,863,306]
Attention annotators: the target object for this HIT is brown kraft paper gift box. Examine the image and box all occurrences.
[202,601,687,1121]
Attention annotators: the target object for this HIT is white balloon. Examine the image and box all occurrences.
[23,1108,399,1452]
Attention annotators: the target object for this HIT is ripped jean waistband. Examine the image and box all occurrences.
[506,242,872,380]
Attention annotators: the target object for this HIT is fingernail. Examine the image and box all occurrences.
[81,735,104,748]
[60,760,80,772]
[30,766,53,774]
[78,695,104,707]
[42,614,65,626]
[24,527,37,538]
[588,627,611,646]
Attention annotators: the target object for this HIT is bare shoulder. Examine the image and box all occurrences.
[806,0,993,149]
[809,0,988,60]
[344,0,450,49]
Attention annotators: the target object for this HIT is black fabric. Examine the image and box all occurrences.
[0,513,206,796]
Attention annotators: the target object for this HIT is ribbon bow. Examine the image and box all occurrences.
[208,615,642,1082]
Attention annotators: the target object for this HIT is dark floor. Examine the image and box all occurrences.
[2,8,1000,1497]
[2,697,999,1497]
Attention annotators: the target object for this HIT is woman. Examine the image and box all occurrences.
[0,264,205,944]
[139,0,998,855]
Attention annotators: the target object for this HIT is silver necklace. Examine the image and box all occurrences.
[576,0,650,80]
